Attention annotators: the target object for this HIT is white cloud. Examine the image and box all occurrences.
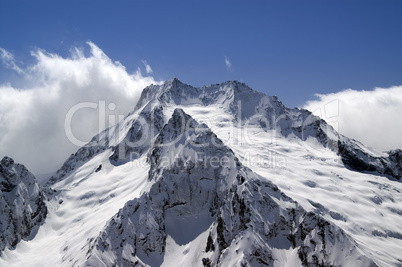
[142,60,153,74]
[0,47,24,74]
[303,86,402,152]
[0,42,161,176]
[225,56,232,69]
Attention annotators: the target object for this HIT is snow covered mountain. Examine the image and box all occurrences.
[0,156,47,254]
[85,109,375,266]
[1,79,401,266]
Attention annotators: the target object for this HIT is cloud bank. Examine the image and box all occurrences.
[0,42,160,176]
[303,86,402,152]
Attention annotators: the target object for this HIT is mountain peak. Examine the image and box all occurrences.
[135,79,270,120]
[0,156,14,167]
[148,108,226,177]
[220,80,253,92]
[163,77,186,90]
[171,77,183,85]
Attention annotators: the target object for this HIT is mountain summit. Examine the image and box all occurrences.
[1,79,401,266]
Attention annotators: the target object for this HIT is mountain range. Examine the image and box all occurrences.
[1,79,401,266]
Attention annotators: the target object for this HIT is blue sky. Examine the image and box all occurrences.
[1,1,402,174]
[1,0,402,108]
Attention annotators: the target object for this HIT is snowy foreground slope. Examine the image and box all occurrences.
[1,79,402,266]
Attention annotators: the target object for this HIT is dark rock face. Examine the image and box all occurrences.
[0,157,47,253]
[109,103,165,165]
[337,141,402,180]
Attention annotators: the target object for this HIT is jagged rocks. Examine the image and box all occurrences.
[0,156,47,253]
[337,140,402,180]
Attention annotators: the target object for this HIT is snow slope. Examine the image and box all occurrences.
[1,151,150,266]
[1,79,401,266]
[174,105,402,266]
